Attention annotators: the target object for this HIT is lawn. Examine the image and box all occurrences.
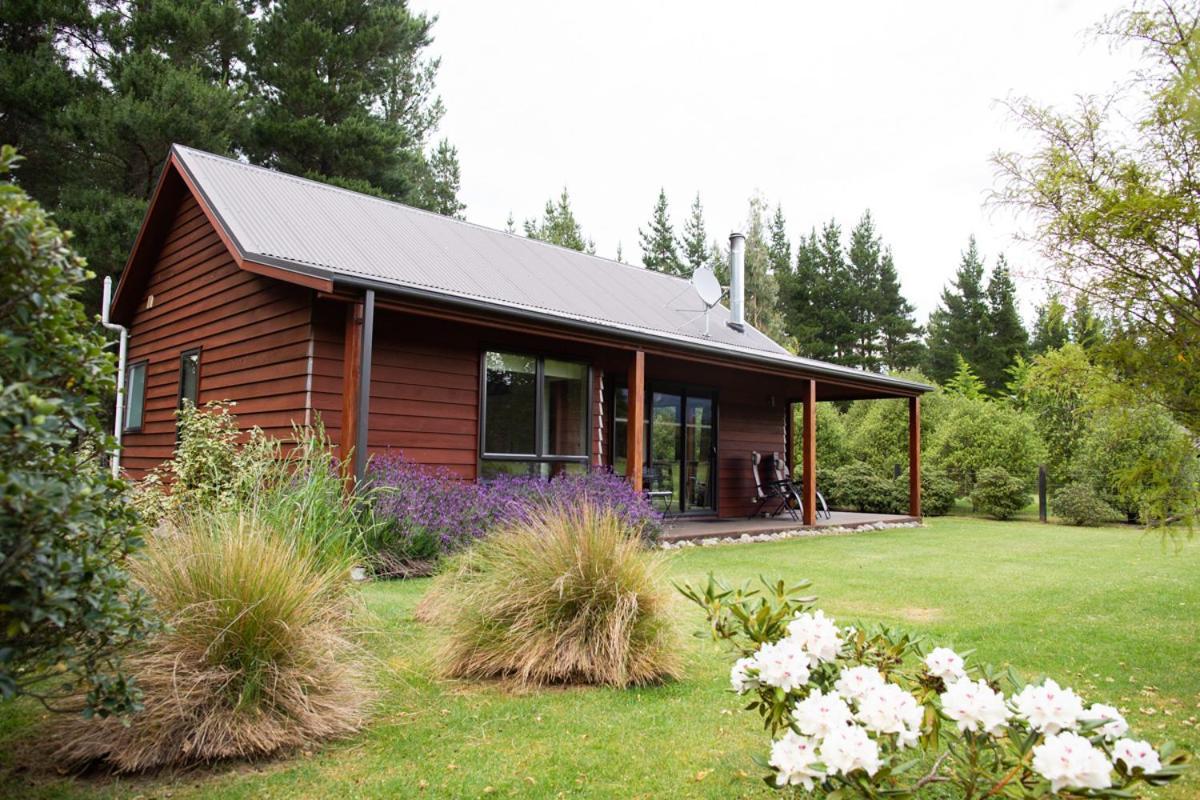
[2,516,1196,799]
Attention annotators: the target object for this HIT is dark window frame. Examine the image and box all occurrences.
[123,359,149,433]
[478,350,592,473]
[177,346,202,413]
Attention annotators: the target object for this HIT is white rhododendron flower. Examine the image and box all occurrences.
[730,656,757,695]
[753,638,811,693]
[1013,679,1085,734]
[1032,731,1113,792]
[940,677,1011,734]
[923,647,966,682]
[787,610,842,665]
[793,688,854,739]
[835,665,886,702]
[1113,738,1162,774]
[855,682,924,748]
[1080,703,1129,740]
[768,730,826,789]
[818,724,882,777]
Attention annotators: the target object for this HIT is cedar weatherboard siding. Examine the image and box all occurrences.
[120,194,313,478]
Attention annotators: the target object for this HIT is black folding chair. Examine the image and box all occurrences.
[769,451,831,520]
[749,451,800,521]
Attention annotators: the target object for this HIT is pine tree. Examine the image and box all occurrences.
[924,236,989,384]
[979,254,1028,393]
[783,231,826,359]
[638,189,684,275]
[1031,294,1070,353]
[524,188,592,252]
[767,205,791,275]
[504,212,516,233]
[247,0,458,206]
[679,193,711,276]
[846,212,884,370]
[615,241,624,263]
[741,195,790,343]
[816,220,857,363]
[875,249,924,371]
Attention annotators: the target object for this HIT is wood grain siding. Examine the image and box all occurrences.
[121,193,313,478]
[717,399,788,518]
[310,302,480,480]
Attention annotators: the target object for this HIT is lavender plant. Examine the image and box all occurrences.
[677,575,1188,798]
[367,456,662,573]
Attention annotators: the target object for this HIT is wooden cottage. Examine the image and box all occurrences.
[108,145,931,525]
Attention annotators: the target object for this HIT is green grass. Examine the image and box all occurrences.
[2,516,1196,799]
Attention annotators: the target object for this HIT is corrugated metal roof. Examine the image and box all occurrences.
[172,145,930,394]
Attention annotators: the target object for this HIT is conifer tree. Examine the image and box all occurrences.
[846,213,884,369]
[1069,294,1105,349]
[979,254,1028,393]
[924,236,989,384]
[1031,294,1071,353]
[767,205,792,276]
[679,193,711,276]
[783,231,827,359]
[945,355,987,400]
[875,249,924,371]
[615,241,624,263]
[638,189,684,275]
[524,188,593,252]
[741,195,790,343]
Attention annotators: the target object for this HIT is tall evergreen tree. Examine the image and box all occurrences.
[846,212,884,369]
[1031,294,1070,353]
[783,230,826,358]
[524,188,593,253]
[679,192,711,276]
[875,248,924,371]
[637,188,683,275]
[924,236,989,384]
[741,195,790,343]
[767,205,791,276]
[1069,294,1105,349]
[979,254,1028,393]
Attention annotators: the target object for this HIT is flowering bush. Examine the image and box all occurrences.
[677,574,1187,797]
[368,456,661,572]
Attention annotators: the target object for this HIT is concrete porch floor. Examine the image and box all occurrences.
[661,512,920,542]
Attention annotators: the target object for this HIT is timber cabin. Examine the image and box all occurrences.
[108,144,932,527]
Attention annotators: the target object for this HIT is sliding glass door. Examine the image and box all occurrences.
[611,384,716,515]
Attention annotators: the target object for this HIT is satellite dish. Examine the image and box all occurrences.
[692,266,723,308]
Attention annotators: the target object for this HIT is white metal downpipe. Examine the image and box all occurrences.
[728,231,746,331]
[100,276,128,478]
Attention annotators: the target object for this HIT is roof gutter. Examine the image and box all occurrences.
[325,272,932,395]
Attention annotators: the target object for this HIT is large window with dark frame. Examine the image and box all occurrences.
[480,350,590,478]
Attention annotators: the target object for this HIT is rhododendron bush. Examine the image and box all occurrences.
[678,575,1187,797]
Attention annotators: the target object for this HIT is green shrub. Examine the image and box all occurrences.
[970,467,1029,520]
[417,503,681,688]
[52,514,369,771]
[928,395,1045,496]
[1052,483,1117,527]
[0,147,154,716]
[824,462,902,513]
[1074,405,1199,526]
[913,465,956,516]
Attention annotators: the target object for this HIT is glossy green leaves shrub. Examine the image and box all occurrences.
[970,467,1030,520]
[1053,483,1118,527]
[0,147,154,716]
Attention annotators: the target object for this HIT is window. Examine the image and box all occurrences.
[481,350,590,475]
[178,348,201,409]
[123,361,147,432]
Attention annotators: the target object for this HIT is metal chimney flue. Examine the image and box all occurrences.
[728,231,746,332]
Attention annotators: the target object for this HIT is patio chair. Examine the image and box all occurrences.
[749,451,800,521]
[769,451,831,520]
[643,464,676,520]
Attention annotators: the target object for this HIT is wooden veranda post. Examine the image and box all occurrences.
[785,401,796,477]
[802,380,817,526]
[909,395,921,517]
[340,290,375,493]
[626,350,645,492]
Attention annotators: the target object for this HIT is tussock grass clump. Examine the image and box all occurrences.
[418,503,682,688]
[52,514,369,772]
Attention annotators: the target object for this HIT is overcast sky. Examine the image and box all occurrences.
[415,1,1142,323]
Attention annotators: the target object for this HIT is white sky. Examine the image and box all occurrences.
[415,0,1142,323]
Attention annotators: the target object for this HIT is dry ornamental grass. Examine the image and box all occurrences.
[417,502,682,688]
[51,514,370,772]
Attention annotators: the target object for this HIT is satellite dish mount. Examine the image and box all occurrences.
[691,266,725,337]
